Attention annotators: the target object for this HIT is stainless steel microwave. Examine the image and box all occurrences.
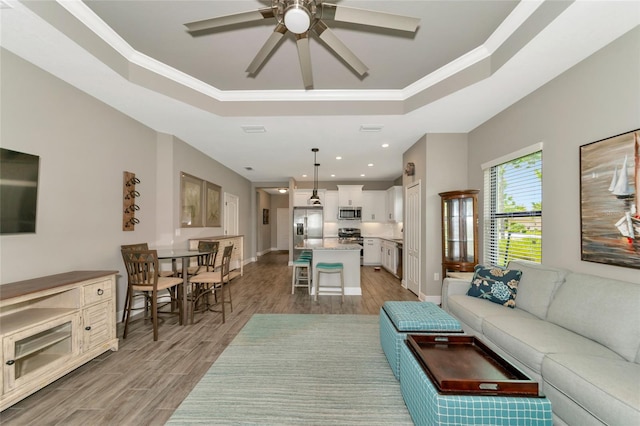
[338,207,362,220]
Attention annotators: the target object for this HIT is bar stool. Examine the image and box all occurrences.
[314,262,344,302]
[292,257,311,294]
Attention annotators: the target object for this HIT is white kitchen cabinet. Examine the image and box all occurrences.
[0,271,118,411]
[363,238,381,265]
[293,189,325,206]
[362,191,386,222]
[386,186,403,222]
[381,239,398,276]
[323,191,339,222]
[337,185,363,207]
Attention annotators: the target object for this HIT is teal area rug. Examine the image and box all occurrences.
[168,314,413,425]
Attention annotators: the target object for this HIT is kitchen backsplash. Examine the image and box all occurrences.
[324,221,402,239]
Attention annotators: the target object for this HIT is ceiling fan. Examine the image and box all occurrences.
[184,0,420,90]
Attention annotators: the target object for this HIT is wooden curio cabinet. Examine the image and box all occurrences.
[439,190,479,279]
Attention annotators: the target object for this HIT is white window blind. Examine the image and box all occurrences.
[483,149,542,266]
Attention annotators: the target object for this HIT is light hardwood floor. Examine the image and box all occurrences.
[0,251,418,425]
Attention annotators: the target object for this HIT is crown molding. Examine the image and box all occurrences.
[56,0,544,105]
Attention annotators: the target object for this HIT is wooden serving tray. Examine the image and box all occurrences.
[406,334,540,397]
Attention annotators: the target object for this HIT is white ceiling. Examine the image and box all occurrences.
[1,0,639,185]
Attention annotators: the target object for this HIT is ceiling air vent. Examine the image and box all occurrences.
[241,125,266,133]
[359,124,383,132]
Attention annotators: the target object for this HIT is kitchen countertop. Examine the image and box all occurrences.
[369,236,404,246]
[296,239,362,250]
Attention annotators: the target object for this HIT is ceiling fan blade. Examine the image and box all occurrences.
[296,33,313,90]
[185,7,275,33]
[320,3,420,32]
[313,21,368,76]
[246,24,287,74]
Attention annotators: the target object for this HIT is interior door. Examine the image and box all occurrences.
[224,193,239,236]
[406,182,421,296]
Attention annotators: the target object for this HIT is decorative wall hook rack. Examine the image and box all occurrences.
[123,171,140,231]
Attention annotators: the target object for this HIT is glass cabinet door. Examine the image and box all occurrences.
[3,313,79,392]
[440,190,479,279]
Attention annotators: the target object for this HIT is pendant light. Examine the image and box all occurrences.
[310,148,321,205]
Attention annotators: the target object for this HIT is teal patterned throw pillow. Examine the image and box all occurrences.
[466,265,521,308]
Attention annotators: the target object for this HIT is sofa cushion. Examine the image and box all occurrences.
[447,295,535,334]
[482,316,623,375]
[507,260,567,319]
[542,353,640,425]
[547,273,640,362]
[466,265,521,308]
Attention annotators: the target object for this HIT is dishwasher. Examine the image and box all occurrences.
[395,243,403,280]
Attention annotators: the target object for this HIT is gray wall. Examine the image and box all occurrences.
[425,134,469,297]
[404,134,468,299]
[0,49,254,312]
[468,27,640,284]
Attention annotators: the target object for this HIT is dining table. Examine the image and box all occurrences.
[155,247,209,325]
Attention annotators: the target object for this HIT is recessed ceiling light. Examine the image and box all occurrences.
[241,125,266,133]
[302,174,308,178]
[368,163,374,167]
[360,124,383,132]
[278,188,288,193]
[336,156,342,160]
[382,143,389,148]
[360,174,366,177]
[331,174,335,177]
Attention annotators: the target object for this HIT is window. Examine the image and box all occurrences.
[483,145,542,266]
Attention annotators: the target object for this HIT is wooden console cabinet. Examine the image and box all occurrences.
[0,271,119,411]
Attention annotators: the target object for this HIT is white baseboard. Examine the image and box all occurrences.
[421,294,441,305]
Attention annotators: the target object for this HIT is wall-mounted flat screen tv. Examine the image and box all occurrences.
[1,148,40,234]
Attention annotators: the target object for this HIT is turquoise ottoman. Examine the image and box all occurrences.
[399,342,552,425]
[379,301,462,380]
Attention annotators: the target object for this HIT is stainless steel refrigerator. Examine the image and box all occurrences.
[293,206,323,257]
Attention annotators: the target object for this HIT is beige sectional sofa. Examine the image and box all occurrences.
[441,260,640,425]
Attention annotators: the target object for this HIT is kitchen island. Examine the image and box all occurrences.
[296,239,362,296]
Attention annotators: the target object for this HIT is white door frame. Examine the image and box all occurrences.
[405,181,421,297]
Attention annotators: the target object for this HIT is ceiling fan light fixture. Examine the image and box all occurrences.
[284,4,311,34]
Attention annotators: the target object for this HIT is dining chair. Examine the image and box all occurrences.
[120,243,151,323]
[121,249,183,341]
[121,243,175,276]
[188,244,234,324]
[121,243,178,322]
[182,240,219,277]
[187,241,218,313]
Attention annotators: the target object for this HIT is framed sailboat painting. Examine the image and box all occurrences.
[580,129,640,269]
